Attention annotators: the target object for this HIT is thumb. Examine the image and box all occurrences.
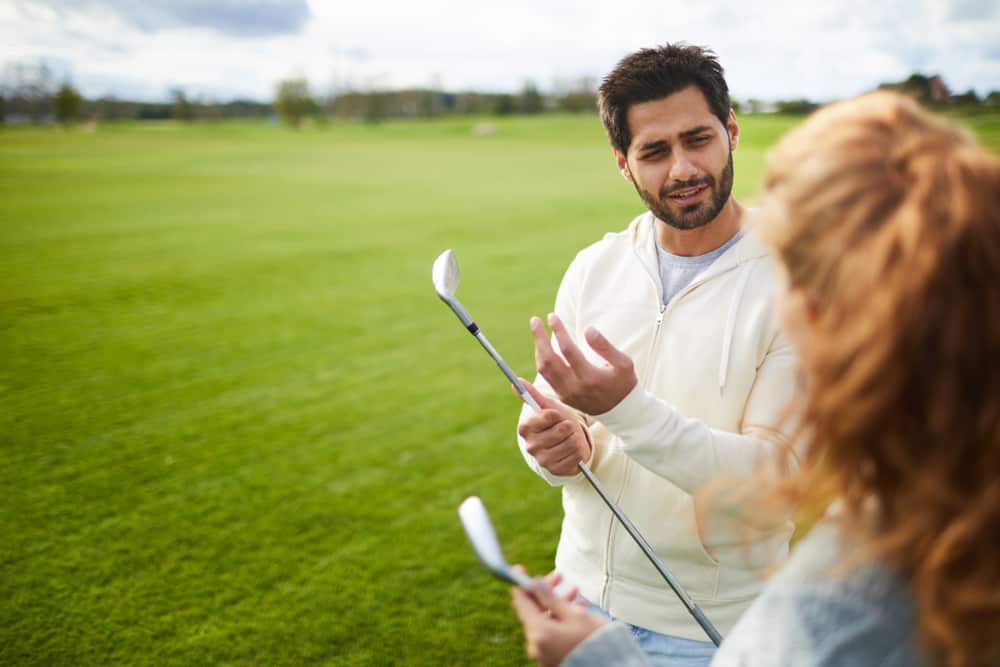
[518,378,560,412]
[584,327,632,369]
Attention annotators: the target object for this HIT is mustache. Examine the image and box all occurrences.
[661,175,713,199]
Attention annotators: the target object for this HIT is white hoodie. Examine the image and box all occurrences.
[518,211,797,641]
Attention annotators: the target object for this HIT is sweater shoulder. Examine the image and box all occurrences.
[570,213,645,267]
[715,523,924,667]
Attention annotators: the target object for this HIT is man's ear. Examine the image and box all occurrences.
[727,109,739,149]
[614,149,632,182]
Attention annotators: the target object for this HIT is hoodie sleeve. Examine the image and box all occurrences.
[595,330,799,495]
[516,253,594,486]
[561,622,654,667]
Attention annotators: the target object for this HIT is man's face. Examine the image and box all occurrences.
[615,85,738,231]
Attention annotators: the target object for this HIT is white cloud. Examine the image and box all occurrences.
[2,0,999,102]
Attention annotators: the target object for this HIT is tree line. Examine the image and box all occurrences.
[2,60,998,127]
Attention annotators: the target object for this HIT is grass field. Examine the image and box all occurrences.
[3,110,999,666]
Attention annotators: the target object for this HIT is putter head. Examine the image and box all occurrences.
[432,249,476,329]
[458,496,532,587]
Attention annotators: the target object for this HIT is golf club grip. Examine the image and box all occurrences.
[576,462,723,647]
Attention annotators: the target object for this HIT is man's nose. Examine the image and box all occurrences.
[669,150,698,183]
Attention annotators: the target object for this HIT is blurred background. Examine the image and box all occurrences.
[2,1,999,665]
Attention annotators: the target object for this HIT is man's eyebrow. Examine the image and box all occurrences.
[679,125,713,139]
[638,139,667,153]
[637,126,715,152]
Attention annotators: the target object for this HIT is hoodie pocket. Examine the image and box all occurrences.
[611,469,722,602]
[680,494,721,600]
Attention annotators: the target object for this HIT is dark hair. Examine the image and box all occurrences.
[598,43,731,155]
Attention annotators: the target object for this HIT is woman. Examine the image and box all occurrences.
[512,91,1000,667]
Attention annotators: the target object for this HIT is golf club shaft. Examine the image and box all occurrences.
[574,462,722,646]
[473,331,540,409]
[470,328,722,646]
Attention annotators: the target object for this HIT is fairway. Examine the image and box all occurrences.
[2,111,998,665]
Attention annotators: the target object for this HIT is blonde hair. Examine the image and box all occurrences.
[758,92,1000,667]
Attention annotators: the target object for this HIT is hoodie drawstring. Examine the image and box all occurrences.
[719,263,753,394]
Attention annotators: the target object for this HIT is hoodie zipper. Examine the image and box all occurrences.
[600,278,667,609]
[599,215,748,608]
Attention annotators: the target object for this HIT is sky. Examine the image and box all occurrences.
[2,0,999,103]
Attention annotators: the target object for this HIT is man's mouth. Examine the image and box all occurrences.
[666,184,709,206]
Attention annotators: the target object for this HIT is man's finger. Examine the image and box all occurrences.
[519,379,561,412]
[531,316,571,388]
[547,313,592,371]
[548,447,583,475]
[584,326,633,370]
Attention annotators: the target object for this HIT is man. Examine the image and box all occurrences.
[515,44,797,666]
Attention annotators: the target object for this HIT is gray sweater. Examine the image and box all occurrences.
[563,521,926,667]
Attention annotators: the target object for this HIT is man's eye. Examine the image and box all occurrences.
[690,136,710,145]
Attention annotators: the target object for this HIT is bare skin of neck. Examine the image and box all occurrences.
[655,197,746,257]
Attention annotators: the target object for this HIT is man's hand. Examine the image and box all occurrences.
[511,569,606,667]
[532,313,638,416]
[516,381,591,476]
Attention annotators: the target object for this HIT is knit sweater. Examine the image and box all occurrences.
[562,520,925,667]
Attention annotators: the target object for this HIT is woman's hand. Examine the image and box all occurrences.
[511,570,607,667]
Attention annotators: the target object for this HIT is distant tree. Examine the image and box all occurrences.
[2,59,56,122]
[223,99,272,118]
[137,104,171,120]
[878,73,950,106]
[93,95,140,121]
[493,94,515,115]
[556,77,597,113]
[951,89,980,106]
[171,88,193,121]
[0,95,5,123]
[54,83,83,124]
[985,91,1000,106]
[455,92,487,114]
[519,81,543,114]
[274,78,318,127]
[775,99,818,115]
[362,91,390,123]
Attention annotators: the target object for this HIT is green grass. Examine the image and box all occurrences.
[2,110,999,665]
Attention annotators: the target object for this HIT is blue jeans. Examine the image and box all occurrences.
[585,600,716,667]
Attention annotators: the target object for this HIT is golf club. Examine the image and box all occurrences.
[458,496,578,598]
[433,249,539,411]
[458,496,534,587]
[433,249,722,647]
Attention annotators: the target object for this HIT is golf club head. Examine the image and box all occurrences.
[432,249,460,299]
[458,496,532,588]
[432,249,476,329]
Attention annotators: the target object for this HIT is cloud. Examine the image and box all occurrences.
[945,0,1000,21]
[1,0,998,102]
[18,0,311,38]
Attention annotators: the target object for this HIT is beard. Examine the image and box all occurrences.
[635,151,735,231]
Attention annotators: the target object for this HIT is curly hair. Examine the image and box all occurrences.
[757,92,1000,667]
